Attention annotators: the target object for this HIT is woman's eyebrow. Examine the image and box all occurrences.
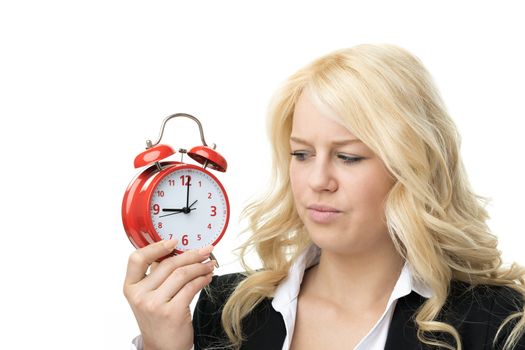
[289,136,363,146]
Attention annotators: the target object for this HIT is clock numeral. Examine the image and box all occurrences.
[168,179,175,186]
[197,234,201,241]
[180,175,192,186]
[152,204,160,215]
[182,234,189,246]
[157,190,164,197]
[168,234,173,240]
[207,223,212,230]
[198,181,202,187]
[208,192,212,199]
[158,222,163,229]
[210,206,217,217]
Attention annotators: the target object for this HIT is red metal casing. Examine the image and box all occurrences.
[121,161,230,254]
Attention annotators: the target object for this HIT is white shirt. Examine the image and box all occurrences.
[131,244,433,350]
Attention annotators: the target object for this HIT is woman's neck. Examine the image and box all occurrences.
[301,240,404,313]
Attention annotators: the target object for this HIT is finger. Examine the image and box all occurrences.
[170,272,214,307]
[124,239,178,286]
[155,260,216,301]
[150,261,160,274]
[141,245,214,291]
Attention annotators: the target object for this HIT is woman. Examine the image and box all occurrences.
[125,44,525,350]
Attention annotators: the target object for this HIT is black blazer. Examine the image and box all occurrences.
[193,273,525,349]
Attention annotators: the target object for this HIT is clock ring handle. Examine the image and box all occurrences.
[146,113,215,149]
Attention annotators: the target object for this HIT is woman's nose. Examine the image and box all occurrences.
[308,157,338,192]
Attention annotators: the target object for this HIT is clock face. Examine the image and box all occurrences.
[148,165,229,252]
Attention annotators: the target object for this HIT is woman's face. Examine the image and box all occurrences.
[289,91,396,255]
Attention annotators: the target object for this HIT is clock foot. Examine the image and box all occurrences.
[210,252,219,268]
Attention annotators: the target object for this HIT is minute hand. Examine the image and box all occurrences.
[186,180,190,208]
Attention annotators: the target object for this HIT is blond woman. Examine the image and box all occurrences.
[125,44,525,350]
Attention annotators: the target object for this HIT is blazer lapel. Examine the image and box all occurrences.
[384,291,427,350]
[241,299,287,349]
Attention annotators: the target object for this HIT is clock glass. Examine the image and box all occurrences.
[148,166,229,252]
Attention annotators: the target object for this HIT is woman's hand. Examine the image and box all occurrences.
[123,239,216,350]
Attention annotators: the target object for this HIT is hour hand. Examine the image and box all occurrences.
[160,207,196,217]
[162,208,186,212]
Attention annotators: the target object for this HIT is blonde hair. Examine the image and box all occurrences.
[219,44,525,349]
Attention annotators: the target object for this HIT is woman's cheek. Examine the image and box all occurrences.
[289,166,303,195]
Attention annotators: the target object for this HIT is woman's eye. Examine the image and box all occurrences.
[337,154,364,165]
[290,151,310,161]
[291,152,363,164]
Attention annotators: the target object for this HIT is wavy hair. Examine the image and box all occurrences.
[218,44,525,349]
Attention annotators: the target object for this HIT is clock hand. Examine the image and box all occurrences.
[186,179,190,208]
[159,211,182,218]
[159,208,196,218]
[162,208,186,212]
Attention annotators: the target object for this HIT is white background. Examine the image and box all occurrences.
[0,1,524,349]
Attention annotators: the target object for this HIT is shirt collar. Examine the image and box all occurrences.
[272,243,433,311]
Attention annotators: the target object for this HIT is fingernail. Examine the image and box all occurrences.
[198,245,214,255]
[164,239,178,250]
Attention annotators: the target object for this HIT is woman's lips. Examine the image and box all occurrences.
[307,205,342,224]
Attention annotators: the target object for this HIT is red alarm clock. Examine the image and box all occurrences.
[122,113,229,263]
